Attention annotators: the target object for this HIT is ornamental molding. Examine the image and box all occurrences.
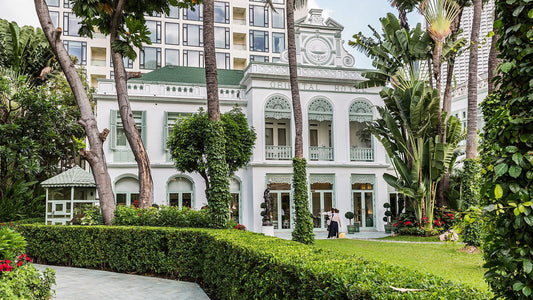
[350,174,375,185]
[349,100,373,122]
[247,63,365,82]
[265,96,292,120]
[267,174,293,184]
[309,174,335,185]
[308,98,333,122]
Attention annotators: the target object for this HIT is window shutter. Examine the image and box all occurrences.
[141,111,147,144]
[163,111,168,151]
[110,110,117,150]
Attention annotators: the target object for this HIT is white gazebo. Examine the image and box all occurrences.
[41,166,98,225]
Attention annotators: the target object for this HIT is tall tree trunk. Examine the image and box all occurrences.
[286,0,303,159]
[398,8,409,30]
[437,8,463,208]
[203,0,220,122]
[34,0,116,225]
[488,9,501,94]
[109,0,153,208]
[203,0,230,228]
[466,0,481,159]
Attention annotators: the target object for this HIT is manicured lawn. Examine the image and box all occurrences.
[379,235,464,243]
[315,239,488,291]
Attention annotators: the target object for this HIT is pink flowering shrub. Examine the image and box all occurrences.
[392,211,456,236]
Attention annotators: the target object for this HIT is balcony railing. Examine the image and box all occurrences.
[91,59,106,67]
[265,145,292,160]
[350,147,374,161]
[309,146,334,161]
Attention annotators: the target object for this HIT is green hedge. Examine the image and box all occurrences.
[18,225,489,299]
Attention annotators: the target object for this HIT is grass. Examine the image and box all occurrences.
[379,235,464,243]
[314,239,488,291]
[379,235,442,242]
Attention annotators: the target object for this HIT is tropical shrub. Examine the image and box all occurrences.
[19,225,489,299]
[393,211,455,236]
[0,228,55,299]
[479,0,533,298]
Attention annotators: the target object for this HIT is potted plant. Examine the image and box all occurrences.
[345,211,356,234]
[383,203,393,233]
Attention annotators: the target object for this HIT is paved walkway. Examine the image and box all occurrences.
[34,264,210,300]
[276,230,391,240]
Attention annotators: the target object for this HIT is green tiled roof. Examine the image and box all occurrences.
[41,166,96,188]
[132,66,244,86]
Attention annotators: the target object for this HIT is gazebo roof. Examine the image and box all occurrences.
[41,166,96,188]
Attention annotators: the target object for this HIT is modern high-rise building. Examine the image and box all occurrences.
[45,0,307,87]
[447,0,495,87]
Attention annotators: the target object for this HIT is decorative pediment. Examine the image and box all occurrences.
[265,96,292,120]
[280,9,355,68]
[351,174,375,185]
[310,174,335,185]
[349,100,373,122]
[308,98,333,122]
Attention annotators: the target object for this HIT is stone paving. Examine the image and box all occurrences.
[34,264,210,300]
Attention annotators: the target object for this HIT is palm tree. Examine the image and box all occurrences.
[466,0,482,158]
[387,0,420,30]
[267,0,313,244]
[202,0,231,228]
[420,0,461,94]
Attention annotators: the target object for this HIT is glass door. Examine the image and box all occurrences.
[270,191,292,230]
[352,191,374,228]
[311,190,333,229]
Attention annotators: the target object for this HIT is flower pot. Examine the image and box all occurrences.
[384,224,393,234]
[347,225,356,234]
[354,222,360,232]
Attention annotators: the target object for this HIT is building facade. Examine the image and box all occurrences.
[45,0,307,87]
[95,10,395,234]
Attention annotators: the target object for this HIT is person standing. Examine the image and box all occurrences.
[328,208,342,238]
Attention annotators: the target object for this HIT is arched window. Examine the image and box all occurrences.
[115,176,140,207]
[308,98,333,161]
[167,176,194,208]
[349,99,374,161]
[264,96,292,160]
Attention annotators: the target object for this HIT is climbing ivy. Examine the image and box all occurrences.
[291,158,314,244]
[205,121,231,229]
[480,0,533,298]
[462,159,483,247]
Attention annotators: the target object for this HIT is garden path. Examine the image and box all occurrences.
[35,264,210,300]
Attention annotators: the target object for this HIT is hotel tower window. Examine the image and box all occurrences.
[250,30,269,52]
[214,1,230,24]
[183,24,203,47]
[249,5,269,27]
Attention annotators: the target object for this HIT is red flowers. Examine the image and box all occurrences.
[235,224,246,231]
[404,221,412,226]
[0,254,33,274]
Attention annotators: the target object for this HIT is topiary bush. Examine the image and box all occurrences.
[112,205,214,228]
[18,224,490,299]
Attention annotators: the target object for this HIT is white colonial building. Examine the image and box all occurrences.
[95,10,397,233]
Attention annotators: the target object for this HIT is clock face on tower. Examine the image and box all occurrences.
[305,38,331,65]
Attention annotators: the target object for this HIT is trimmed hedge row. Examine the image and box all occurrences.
[18,225,490,299]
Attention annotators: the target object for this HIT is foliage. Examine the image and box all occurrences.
[462,158,483,247]
[368,78,463,229]
[383,202,393,224]
[350,13,433,89]
[167,107,256,183]
[344,211,355,226]
[0,69,85,221]
[19,224,489,299]
[393,210,455,235]
[480,0,533,297]
[0,19,56,79]
[205,121,231,228]
[0,227,26,260]
[0,261,55,300]
[71,205,104,226]
[112,205,215,228]
[291,158,314,244]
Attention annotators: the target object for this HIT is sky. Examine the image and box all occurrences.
[0,0,423,69]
